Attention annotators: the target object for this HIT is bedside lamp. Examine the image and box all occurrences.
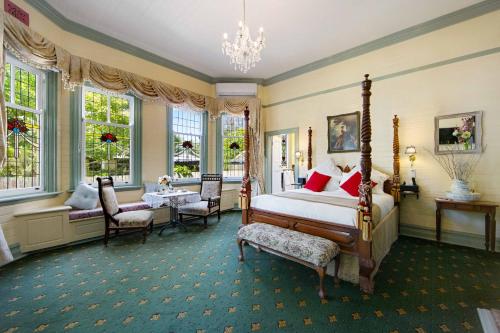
[295,151,303,165]
[405,145,417,185]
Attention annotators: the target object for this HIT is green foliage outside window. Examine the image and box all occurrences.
[83,90,132,184]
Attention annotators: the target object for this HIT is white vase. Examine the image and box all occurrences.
[446,179,480,201]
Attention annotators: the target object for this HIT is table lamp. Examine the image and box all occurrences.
[405,145,417,185]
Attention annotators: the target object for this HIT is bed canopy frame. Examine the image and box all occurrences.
[239,74,400,293]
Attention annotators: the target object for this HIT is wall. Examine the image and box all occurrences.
[263,10,500,243]
[0,0,230,247]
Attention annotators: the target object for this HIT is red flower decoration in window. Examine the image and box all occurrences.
[7,118,28,134]
[100,132,118,143]
[182,140,193,149]
[229,142,240,150]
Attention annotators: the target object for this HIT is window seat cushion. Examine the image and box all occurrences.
[69,202,151,221]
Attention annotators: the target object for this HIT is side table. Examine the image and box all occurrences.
[435,198,498,252]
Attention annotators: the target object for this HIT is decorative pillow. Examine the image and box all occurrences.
[306,159,342,191]
[64,183,99,210]
[371,168,390,194]
[304,171,332,192]
[339,170,377,197]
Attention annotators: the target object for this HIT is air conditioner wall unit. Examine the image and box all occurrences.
[216,83,257,96]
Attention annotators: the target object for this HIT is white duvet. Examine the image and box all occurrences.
[251,188,394,227]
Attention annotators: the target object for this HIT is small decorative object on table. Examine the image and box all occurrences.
[158,175,173,193]
[428,147,484,201]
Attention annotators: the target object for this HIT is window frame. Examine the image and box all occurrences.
[167,106,208,184]
[70,86,142,191]
[0,55,48,198]
[216,113,245,182]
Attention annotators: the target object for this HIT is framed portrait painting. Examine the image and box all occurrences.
[327,111,360,153]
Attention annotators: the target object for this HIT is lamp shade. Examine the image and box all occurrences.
[295,151,302,159]
[405,145,416,155]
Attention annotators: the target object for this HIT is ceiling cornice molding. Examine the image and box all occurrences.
[261,0,500,86]
[25,0,500,87]
[24,0,215,84]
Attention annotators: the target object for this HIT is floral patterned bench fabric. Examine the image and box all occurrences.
[237,223,340,267]
[69,202,151,220]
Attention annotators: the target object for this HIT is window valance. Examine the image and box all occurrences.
[0,13,263,190]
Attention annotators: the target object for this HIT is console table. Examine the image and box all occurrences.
[435,198,498,252]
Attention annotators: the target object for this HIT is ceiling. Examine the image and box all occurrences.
[45,0,483,80]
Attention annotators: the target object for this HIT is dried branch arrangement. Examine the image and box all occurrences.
[426,147,484,181]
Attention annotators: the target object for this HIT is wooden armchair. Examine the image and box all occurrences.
[178,174,223,228]
[97,177,154,246]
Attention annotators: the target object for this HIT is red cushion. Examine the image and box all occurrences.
[304,171,332,192]
[340,171,377,197]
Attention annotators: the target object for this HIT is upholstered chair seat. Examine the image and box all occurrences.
[178,174,223,228]
[113,210,154,228]
[97,177,154,246]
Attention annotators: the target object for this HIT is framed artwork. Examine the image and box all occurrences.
[327,111,360,153]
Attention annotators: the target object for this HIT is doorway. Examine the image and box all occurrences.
[265,128,299,194]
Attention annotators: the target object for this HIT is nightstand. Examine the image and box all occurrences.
[400,182,419,199]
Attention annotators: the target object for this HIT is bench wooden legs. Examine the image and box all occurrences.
[316,266,327,299]
[237,238,244,261]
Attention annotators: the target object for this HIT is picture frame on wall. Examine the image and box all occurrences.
[327,111,360,153]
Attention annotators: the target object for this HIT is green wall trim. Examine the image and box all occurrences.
[166,107,174,177]
[0,192,62,206]
[24,0,500,87]
[215,117,223,175]
[263,46,500,108]
[202,112,209,175]
[69,88,82,190]
[133,98,143,186]
[25,0,213,84]
[264,128,299,194]
[262,0,500,86]
[44,71,58,193]
[400,223,499,252]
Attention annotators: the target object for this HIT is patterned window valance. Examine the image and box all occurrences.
[0,13,263,190]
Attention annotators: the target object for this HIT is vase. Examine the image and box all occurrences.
[446,179,480,201]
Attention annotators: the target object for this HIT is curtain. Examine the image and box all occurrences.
[0,13,265,190]
[0,223,13,265]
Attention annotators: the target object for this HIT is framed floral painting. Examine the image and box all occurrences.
[327,111,360,153]
[435,111,483,154]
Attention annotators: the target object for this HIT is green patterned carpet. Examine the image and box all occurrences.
[1,212,499,333]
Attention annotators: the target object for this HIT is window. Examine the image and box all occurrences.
[0,56,46,195]
[168,107,207,181]
[219,114,245,179]
[81,87,135,185]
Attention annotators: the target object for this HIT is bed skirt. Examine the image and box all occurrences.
[326,206,399,284]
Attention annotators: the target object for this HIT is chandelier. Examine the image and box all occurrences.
[222,0,265,73]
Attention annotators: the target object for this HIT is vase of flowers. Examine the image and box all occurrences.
[452,116,474,150]
[158,175,173,193]
[428,148,483,201]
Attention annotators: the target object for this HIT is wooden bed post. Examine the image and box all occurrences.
[392,115,401,206]
[358,74,375,293]
[240,106,251,225]
[307,127,312,170]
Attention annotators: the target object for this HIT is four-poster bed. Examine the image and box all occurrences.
[239,74,401,293]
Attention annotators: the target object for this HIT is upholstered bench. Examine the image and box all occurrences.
[237,223,340,299]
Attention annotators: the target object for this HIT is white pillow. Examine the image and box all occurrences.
[65,183,99,210]
[306,158,342,192]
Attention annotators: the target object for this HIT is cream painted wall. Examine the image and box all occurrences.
[263,10,500,239]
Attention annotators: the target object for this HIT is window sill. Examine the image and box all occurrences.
[223,178,243,184]
[67,185,143,193]
[172,180,201,186]
[0,192,62,206]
